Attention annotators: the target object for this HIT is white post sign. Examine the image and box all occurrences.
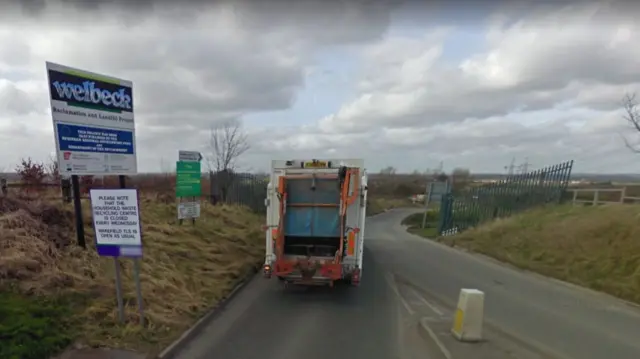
[90,188,142,257]
[178,202,201,220]
[179,150,203,162]
[89,188,145,326]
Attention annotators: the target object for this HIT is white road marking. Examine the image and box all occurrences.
[420,317,453,359]
[385,273,416,315]
[408,288,445,316]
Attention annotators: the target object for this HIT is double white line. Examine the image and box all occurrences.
[385,273,453,359]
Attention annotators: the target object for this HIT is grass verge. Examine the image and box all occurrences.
[432,204,640,304]
[0,291,74,359]
[0,194,264,358]
[401,211,439,238]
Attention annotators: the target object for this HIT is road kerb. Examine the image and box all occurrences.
[157,266,258,359]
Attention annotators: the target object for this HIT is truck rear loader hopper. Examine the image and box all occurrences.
[262,159,368,288]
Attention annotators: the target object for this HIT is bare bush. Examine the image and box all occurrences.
[206,121,250,202]
[15,158,46,193]
[622,93,640,152]
[206,120,250,172]
[79,176,94,194]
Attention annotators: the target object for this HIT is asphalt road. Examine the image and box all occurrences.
[171,239,413,359]
[172,208,640,359]
[366,209,640,359]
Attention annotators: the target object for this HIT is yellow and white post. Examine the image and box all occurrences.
[451,288,485,342]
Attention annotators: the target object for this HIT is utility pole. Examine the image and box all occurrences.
[518,157,531,174]
[505,157,516,177]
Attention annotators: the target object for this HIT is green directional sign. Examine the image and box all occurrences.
[176,161,201,197]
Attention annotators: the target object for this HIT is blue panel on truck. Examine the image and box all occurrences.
[284,208,312,236]
[313,207,340,237]
[286,178,316,204]
[284,207,340,237]
[284,177,341,237]
[286,178,339,204]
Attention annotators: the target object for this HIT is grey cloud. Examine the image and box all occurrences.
[9,0,154,18]
[5,0,397,132]
[5,1,638,174]
[250,103,634,173]
[0,83,38,115]
[0,34,31,67]
[134,125,210,171]
[325,70,639,133]
[0,0,397,172]
[319,1,640,134]
[228,0,399,46]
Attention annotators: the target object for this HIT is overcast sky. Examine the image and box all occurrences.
[1,0,639,174]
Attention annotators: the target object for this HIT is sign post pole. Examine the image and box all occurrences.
[422,180,450,229]
[192,195,196,226]
[115,174,131,324]
[133,259,145,326]
[422,182,433,229]
[71,175,86,248]
[113,258,125,323]
[178,197,184,226]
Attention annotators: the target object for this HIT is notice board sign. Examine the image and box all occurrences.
[427,181,450,203]
[47,62,138,175]
[178,201,201,219]
[90,188,142,257]
[176,161,202,197]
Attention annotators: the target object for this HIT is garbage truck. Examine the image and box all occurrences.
[262,159,368,287]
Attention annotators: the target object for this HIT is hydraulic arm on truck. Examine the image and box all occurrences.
[262,159,368,288]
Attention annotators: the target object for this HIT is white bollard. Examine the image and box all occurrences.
[451,288,485,342]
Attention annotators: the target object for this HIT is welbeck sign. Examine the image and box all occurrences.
[90,188,142,257]
[46,62,138,175]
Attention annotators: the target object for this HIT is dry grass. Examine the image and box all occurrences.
[0,193,264,357]
[437,204,640,304]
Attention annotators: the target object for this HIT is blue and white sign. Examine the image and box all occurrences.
[47,62,137,175]
[427,181,450,203]
[90,189,142,258]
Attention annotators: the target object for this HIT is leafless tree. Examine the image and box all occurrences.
[379,166,397,176]
[205,120,250,203]
[451,167,471,192]
[621,93,640,152]
[206,120,250,172]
